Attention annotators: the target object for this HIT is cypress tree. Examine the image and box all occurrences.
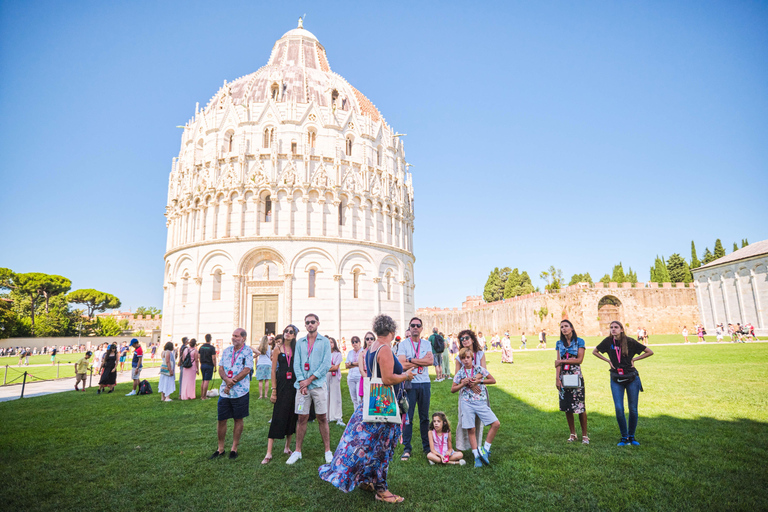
[691,241,700,269]
[611,263,626,283]
[714,239,725,260]
[702,248,715,265]
[733,242,738,252]
[742,238,749,248]
[654,256,670,283]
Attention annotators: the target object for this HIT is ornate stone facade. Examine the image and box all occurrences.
[162,22,415,346]
[692,240,768,335]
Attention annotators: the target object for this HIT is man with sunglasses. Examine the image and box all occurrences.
[395,317,434,461]
[286,313,333,465]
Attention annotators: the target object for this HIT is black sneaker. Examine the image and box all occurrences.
[229,451,238,460]
[209,450,224,460]
[97,388,101,395]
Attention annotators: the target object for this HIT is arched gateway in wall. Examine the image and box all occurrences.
[597,295,622,334]
[161,22,416,348]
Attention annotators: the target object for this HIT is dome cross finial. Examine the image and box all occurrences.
[298,15,304,29]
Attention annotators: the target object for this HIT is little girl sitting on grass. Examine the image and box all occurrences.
[451,347,501,467]
[427,412,465,465]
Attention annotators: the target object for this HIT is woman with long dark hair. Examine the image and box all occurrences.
[263,325,300,464]
[453,329,486,451]
[592,320,654,446]
[97,343,118,394]
[555,320,588,443]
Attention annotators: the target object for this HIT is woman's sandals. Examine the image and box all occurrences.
[376,492,404,503]
[567,434,578,442]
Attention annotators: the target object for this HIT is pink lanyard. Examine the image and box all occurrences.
[613,342,621,364]
[231,347,243,370]
[285,347,293,368]
[307,340,315,359]
[434,431,446,453]
[410,337,421,358]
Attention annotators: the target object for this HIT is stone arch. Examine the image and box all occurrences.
[290,246,337,275]
[197,249,234,278]
[171,254,194,280]
[239,247,287,277]
[597,295,623,333]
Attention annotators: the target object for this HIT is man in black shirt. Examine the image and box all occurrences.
[198,334,218,400]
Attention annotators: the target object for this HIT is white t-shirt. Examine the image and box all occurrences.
[395,337,432,384]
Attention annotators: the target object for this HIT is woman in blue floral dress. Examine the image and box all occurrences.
[319,314,415,504]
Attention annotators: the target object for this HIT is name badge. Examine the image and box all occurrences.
[417,367,423,374]
[286,371,292,380]
[304,362,310,371]
[331,371,337,376]
[564,364,570,371]
[227,370,233,378]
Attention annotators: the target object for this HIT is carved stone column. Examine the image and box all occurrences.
[750,268,765,328]
[373,277,381,316]
[193,277,202,340]
[283,273,293,326]
[222,199,232,238]
[211,201,220,239]
[252,196,261,236]
[238,198,247,237]
[332,199,341,238]
[286,196,294,236]
[318,198,326,236]
[233,274,242,329]
[166,281,177,341]
[360,203,370,241]
[272,194,279,236]
[334,274,342,338]
[372,205,381,243]
[302,197,310,236]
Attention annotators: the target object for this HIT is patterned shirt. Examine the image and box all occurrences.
[453,365,490,402]
[218,344,254,399]
[555,337,585,360]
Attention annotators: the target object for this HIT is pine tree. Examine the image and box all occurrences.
[626,268,638,284]
[611,263,626,284]
[667,253,692,283]
[733,242,739,252]
[503,268,521,299]
[654,256,670,283]
[714,239,725,260]
[649,266,656,283]
[702,247,715,265]
[483,268,502,302]
[600,274,611,285]
[691,241,700,269]
[742,238,749,248]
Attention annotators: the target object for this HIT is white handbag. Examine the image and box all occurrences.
[362,347,402,424]
[561,373,581,388]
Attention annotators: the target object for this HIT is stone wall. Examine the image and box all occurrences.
[418,284,699,337]
[0,333,160,350]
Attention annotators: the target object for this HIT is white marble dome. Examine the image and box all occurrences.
[161,22,416,348]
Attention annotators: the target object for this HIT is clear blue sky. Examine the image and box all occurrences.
[1,1,766,310]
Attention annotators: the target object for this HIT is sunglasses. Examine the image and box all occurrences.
[410,323,422,328]
[305,320,317,325]
[352,340,361,344]
[460,335,471,342]
[364,337,375,341]
[283,329,294,335]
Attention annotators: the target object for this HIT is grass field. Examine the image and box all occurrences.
[2,343,767,511]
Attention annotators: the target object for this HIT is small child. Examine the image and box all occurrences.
[74,351,92,392]
[427,412,465,465]
[451,347,501,467]
[255,336,272,399]
[520,332,527,350]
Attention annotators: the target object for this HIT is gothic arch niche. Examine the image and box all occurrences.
[597,295,623,334]
[238,248,288,340]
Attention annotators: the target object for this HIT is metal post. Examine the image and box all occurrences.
[3,365,7,385]
[89,366,93,389]
[20,371,27,398]
[57,361,60,379]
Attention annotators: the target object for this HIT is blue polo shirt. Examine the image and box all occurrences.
[294,334,332,390]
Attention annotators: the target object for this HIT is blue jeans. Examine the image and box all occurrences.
[402,382,431,453]
[610,377,642,438]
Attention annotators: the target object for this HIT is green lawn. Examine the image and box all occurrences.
[2,344,767,511]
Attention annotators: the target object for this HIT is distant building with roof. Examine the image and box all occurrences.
[692,239,768,335]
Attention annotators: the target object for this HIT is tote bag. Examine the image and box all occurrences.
[362,347,402,424]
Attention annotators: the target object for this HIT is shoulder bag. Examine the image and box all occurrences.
[362,347,402,424]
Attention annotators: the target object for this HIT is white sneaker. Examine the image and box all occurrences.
[325,451,333,463]
[286,451,302,464]
[336,420,346,427]
[125,390,136,396]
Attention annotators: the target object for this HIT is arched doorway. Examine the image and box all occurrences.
[598,295,622,335]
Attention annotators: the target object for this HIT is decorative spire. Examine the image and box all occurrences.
[298,16,303,29]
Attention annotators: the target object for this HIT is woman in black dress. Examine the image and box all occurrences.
[98,343,118,394]
[262,324,300,464]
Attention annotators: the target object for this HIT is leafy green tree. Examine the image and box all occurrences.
[569,273,593,285]
[626,268,638,284]
[733,242,738,252]
[95,316,123,336]
[0,299,18,339]
[691,241,700,269]
[649,266,656,283]
[611,263,626,284]
[483,268,502,302]
[540,266,563,292]
[134,328,147,337]
[503,268,521,299]
[653,256,670,283]
[39,275,72,314]
[600,274,611,285]
[702,247,715,265]
[667,253,693,283]
[67,289,121,318]
[713,239,725,260]
[0,270,64,336]
[742,238,749,248]
[135,306,161,317]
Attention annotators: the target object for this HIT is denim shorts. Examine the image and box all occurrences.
[200,364,214,381]
[218,393,250,421]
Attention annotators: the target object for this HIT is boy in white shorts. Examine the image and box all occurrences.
[451,347,501,468]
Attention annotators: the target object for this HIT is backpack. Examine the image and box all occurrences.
[432,334,445,354]
[181,347,193,369]
[138,380,153,395]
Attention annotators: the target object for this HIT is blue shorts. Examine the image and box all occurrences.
[218,393,250,421]
[200,364,214,381]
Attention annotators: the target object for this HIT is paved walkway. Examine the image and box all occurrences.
[0,367,161,402]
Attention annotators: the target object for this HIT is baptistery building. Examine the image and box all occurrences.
[162,22,415,346]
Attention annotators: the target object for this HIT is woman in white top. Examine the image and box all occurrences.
[327,337,345,426]
[255,336,273,399]
[345,335,364,410]
[158,342,176,402]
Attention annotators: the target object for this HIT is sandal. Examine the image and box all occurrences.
[400,452,411,461]
[261,456,272,465]
[582,436,590,445]
[284,449,292,455]
[376,492,404,503]
[359,482,375,492]
[567,434,577,442]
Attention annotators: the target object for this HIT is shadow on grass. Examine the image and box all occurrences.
[1,372,767,512]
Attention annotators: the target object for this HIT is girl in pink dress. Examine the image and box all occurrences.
[180,339,199,400]
[426,412,465,465]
